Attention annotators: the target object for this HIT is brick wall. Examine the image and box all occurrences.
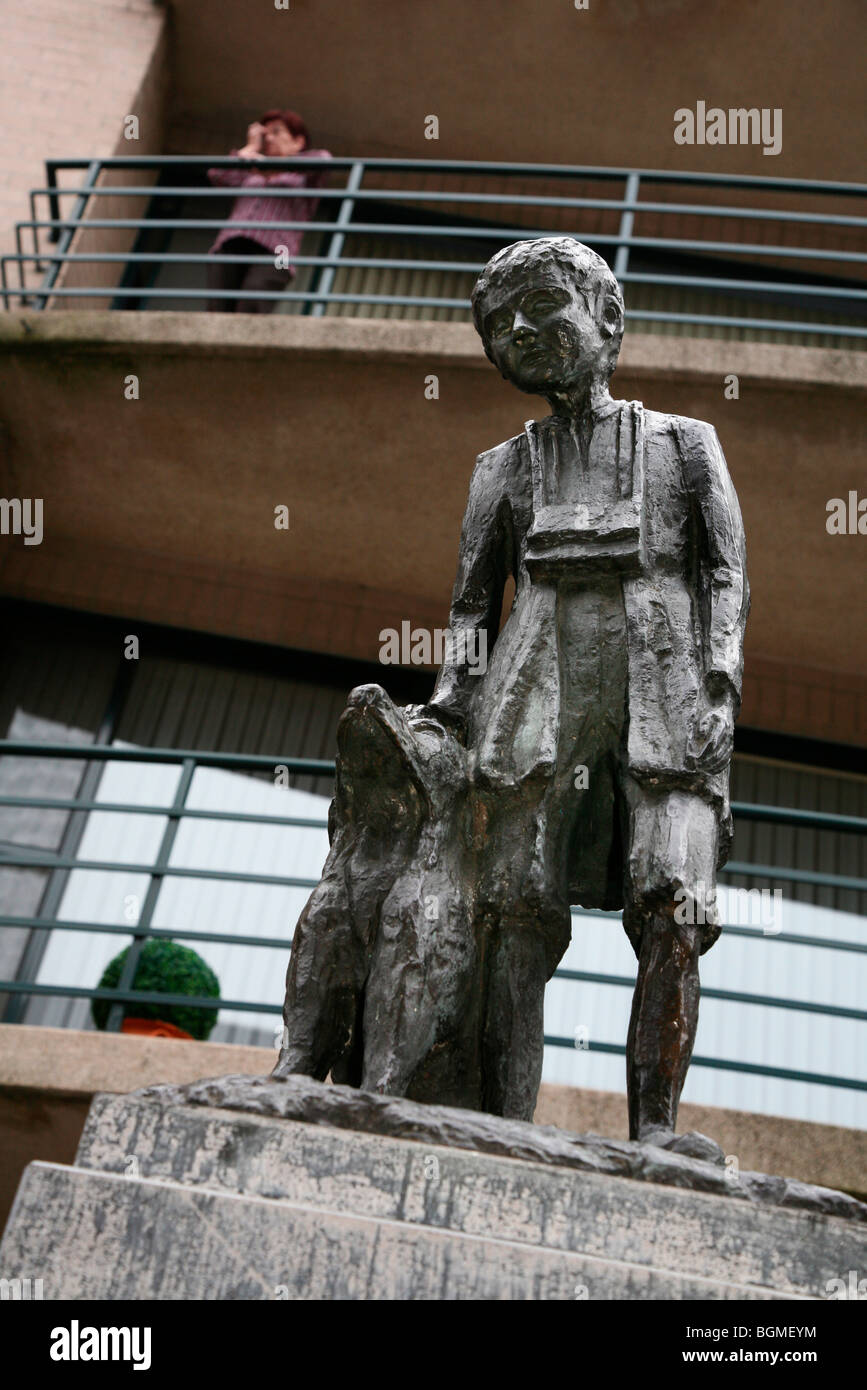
[0,0,167,302]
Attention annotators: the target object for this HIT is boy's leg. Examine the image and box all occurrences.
[481,910,569,1121]
[625,904,702,1138]
[623,783,723,1155]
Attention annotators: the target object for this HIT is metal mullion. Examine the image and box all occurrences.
[552,967,866,1020]
[32,184,867,226]
[620,272,867,302]
[28,191,41,272]
[0,850,319,889]
[44,155,867,195]
[34,159,100,310]
[1,980,281,1016]
[7,282,867,330]
[20,285,867,331]
[311,160,365,317]
[1,660,133,1024]
[732,803,867,833]
[9,252,490,273]
[625,311,867,337]
[3,913,863,964]
[19,219,867,261]
[614,172,640,283]
[104,756,194,1032]
[13,224,26,296]
[0,741,335,774]
[0,795,328,828]
[718,924,866,953]
[45,161,61,240]
[13,286,473,306]
[721,862,867,892]
[6,848,865,894]
[19,981,867,1090]
[541,1038,867,1092]
[32,186,335,201]
[0,916,295,953]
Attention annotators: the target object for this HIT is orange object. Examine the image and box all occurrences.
[121,1017,194,1040]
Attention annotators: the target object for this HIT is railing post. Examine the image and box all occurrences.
[105,756,196,1032]
[46,162,61,243]
[29,192,41,274]
[13,225,26,301]
[614,170,640,284]
[309,160,364,317]
[33,159,101,311]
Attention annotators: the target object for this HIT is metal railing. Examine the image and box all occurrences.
[2,156,866,341]
[0,739,864,1095]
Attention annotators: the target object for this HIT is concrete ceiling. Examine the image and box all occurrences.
[167,0,865,181]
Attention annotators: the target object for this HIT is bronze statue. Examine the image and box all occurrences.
[274,238,749,1159]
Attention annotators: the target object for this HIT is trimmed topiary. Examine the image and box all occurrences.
[91,939,221,1040]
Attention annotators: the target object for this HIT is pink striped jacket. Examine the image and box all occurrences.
[207,149,333,271]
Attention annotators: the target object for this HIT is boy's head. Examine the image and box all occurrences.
[472,238,625,396]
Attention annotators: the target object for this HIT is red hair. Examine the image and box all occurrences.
[259,108,310,149]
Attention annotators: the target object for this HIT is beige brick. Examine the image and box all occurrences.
[0,0,167,274]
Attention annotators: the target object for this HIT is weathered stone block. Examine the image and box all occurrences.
[2,1076,863,1301]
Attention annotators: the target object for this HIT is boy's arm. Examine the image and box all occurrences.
[676,418,749,771]
[426,447,512,738]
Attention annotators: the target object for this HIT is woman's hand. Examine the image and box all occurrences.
[238,122,265,159]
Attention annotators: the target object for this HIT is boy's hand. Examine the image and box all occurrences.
[409,702,468,746]
[686,687,736,775]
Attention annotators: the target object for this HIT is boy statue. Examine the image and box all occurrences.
[274,238,749,1158]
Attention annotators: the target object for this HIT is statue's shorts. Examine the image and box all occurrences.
[621,780,721,958]
[471,579,721,970]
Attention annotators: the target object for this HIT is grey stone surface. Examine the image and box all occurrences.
[73,1091,865,1299]
[3,1080,864,1300]
[138,1073,867,1224]
[0,1161,787,1302]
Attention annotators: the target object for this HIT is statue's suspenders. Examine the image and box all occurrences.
[522,402,646,580]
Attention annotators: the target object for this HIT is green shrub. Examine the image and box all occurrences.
[91,939,221,1040]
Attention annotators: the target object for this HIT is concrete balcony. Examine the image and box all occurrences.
[0,307,864,746]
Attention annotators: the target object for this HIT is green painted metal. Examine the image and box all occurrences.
[2,155,864,346]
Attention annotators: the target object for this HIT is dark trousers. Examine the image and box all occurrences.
[207,236,292,313]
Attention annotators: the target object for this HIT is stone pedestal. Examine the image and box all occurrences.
[2,1074,864,1300]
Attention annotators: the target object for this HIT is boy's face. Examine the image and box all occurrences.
[479,266,608,395]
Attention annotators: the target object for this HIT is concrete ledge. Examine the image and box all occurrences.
[2,1159,786,1300]
[0,1023,272,1096]
[0,1026,274,1233]
[6,1083,863,1299]
[74,1092,859,1294]
[1,311,865,392]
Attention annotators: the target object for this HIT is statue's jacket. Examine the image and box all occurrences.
[430,399,750,882]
